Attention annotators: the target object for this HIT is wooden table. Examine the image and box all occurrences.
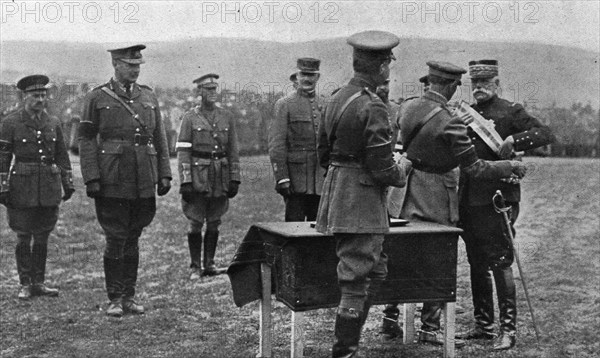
[228,221,462,358]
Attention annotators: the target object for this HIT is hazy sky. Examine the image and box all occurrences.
[1,0,599,51]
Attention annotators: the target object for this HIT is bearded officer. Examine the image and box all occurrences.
[316,30,410,357]
[0,75,75,299]
[177,74,240,279]
[269,58,325,222]
[456,60,554,350]
[79,45,172,317]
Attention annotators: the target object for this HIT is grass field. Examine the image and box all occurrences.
[1,156,598,358]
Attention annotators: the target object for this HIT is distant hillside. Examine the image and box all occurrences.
[1,37,598,108]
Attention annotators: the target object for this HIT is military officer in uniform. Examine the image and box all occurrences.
[456,60,554,350]
[393,61,529,347]
[269,58,324,222]
[0,75,75,299]
[316,31,409,357]
[79,45,172,317]
[176,74,240,279]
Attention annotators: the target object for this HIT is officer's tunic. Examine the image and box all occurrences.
[176,105,240,224]
[398,90,515,331]
[0,108,74,234]
[316,75,406,310]
[268,89,324,221]
[79,79,171,241]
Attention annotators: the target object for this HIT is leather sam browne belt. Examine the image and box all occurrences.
[102,134,153,146]
[16,156,55,165]
[192,150,227,160]
[408,157,454,174]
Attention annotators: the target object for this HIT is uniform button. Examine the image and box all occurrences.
[194,162,198,165]
[38,149,43,153]
[38,141,42,144]
[312,106,315,110]
[197,128,202,131]
[101,150,105,153]
[23,139,27,142]
[136,128,140,132]
[214,145,218,149]
[52,138,56,141]
[313,114,317,118]
[37,131,41,135]
[106,106,110,109]
[129,100,134,104]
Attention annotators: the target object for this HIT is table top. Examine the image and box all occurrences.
[254,220,463,238]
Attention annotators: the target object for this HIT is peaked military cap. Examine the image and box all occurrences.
[419,75,429,84]
[107,44,146,64]
[297,58,320,73]
[16,74,49,92]
[347,30,399,61]
[426,61,467,81]
[469,59,499,79]
[193,73,219,88]
[290,72,298,82]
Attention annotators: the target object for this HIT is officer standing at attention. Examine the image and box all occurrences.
[456,60,554,350]
[268,58,325,221]
[315,30,409,357]
[0,75,75,299]
[79,45,172,317]
[176,74,240,279]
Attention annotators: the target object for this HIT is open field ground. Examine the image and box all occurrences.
[1,156,598,358]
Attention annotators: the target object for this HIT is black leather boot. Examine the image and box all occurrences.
[31,233,59,297]
[332,307,363,358]
[16,234,32,299]
[188,232,203,279]
[380,304,402,340]
[456,267,496,339]
[202,230,226,276]
[122,254,144,314]
[492,266,517,350]
[104,256,124,317]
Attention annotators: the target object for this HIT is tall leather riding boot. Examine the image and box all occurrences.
[15,234,32,286]
[381,304,402,339]
[103,256,124,301]
[187,232,203,269]
[122,253,139,300]
[471,267,495,332]
[332,307,363,358]
[203,230,226,276]
[492,266,517,350]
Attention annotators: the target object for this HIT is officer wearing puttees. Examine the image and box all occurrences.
[79,45,172,317]
[388,61,528,347]
[177,74,240,278]
[0,75,75,299]
[268,58,325,222]
[315,31,409,358]
[456,60,554,350]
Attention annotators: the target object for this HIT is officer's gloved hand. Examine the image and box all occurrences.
[227,181,240,198]
[275,181,293,197]
[62,188,75,202]
[85,180,101,198]
[157,178,171,196]
[509,161,527,178]
[180,183,196,203]
[499,136,515,159]
[0,192,9,207]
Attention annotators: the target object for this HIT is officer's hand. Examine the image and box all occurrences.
[86,180,101,198]
[157,178,171,196]
[62,188,75,202]
[227,181,240,198]
[0,192,9,207]
[509,161,527,178]
[180,183,196,203]
[275,181,293,197]
[498,136,515,159]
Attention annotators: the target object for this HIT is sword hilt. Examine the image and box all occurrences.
[493,190,511,213]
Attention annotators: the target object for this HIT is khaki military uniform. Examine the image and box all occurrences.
[398,90,516,332]
[177,105,240,229]
[268,89,324,221]
[316,75,406,313]
[0,108,74,285]
[79,78,171,301]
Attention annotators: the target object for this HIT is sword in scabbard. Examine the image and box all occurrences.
[492,190,541,344]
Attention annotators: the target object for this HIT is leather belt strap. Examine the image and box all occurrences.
[192,151,227,160]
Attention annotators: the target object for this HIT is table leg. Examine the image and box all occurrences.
[442,302,456,358]
[291,311,305,358]
[258,263,272,358]
[402,303,416,344]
